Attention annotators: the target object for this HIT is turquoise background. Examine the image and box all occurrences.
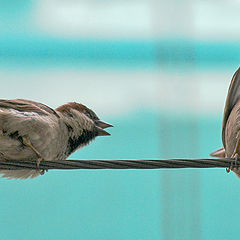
[1,110,239,240]
[1,1,240,240]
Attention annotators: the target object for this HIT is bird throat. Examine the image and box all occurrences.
[67,129,97,155]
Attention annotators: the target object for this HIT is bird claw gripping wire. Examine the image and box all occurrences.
[226,153,240,173]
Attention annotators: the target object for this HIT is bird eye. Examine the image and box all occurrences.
[84,111,91,118]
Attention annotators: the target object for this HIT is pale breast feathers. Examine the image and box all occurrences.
[222,67,240,146]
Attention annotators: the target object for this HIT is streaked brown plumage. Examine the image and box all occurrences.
[210,67,240,177]
[0,99,113,179]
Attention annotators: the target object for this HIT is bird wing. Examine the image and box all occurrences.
[222,67,240,146]
[0,99,59,118]
[0,99,60,180]
[0,99,59,159]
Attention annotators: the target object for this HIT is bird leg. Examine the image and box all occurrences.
[22,136,45,175]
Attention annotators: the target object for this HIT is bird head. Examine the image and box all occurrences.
[56,102,113,137]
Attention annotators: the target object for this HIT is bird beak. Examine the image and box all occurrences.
[95,120,113,129]
[96,126,111,136]
[210,147,225,158]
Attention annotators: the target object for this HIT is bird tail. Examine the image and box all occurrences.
[0,170,40,179]
[209,147,225,158]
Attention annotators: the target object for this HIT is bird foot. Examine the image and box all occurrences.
[226,153,240,173]
[36,157,45,175]
[39,170,45,175]
[22,136,46,175]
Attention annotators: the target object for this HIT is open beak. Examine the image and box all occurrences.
[96,126,111,136]
[95,120,113,129]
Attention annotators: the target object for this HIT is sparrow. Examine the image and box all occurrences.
[0,99,113,179]
[210,67,240,177]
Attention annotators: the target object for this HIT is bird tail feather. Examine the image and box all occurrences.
[0,170,40,179]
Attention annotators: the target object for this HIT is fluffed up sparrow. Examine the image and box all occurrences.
[210,67,240,177]
[0,99,113,179]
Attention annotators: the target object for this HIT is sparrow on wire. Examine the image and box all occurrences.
[0,99,113,179]
[210,67,240,177]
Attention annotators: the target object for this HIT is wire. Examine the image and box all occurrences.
[0,158,236,170]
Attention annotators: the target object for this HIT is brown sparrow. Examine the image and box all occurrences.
[210,67,240,177]
[0,99,113,179]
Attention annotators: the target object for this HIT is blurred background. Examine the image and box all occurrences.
[1,1,240,239]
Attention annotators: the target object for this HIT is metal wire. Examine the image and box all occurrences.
[0,158,237,170]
